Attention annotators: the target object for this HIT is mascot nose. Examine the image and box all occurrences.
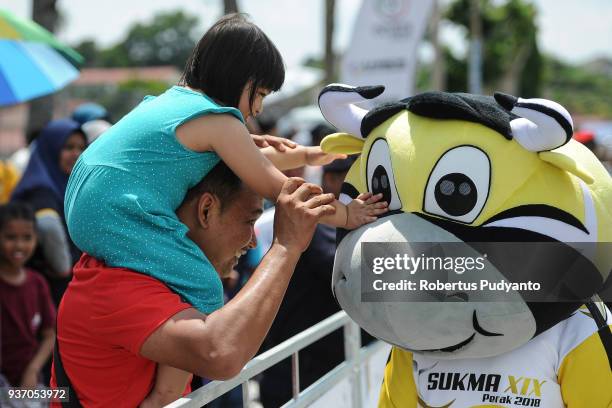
[330,212,537,354]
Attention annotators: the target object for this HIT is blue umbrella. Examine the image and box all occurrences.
[0,9,83,106]
[0,39,80,106]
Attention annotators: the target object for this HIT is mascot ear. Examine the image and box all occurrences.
[321,133,365,155]
[318,83,384,138]
[495,92,574,152]
[539,151,595,184]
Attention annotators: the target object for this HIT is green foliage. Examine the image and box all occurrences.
[74,11,199,68]
[425,0,612,117]
[445,0,540,93]
[542,57,612,117]
[119,79,168,95]
[443,47,468,93]
[303,56,325,70]
[518,39,542,97]
[73,40,99,66]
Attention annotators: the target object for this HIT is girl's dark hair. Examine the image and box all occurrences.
[181,13,285,113]
[0,202,35,230]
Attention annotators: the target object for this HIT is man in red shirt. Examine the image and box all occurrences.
[51,162,335,407]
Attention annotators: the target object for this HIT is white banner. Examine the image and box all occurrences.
[340,0,434,103]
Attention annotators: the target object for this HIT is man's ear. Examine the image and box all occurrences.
[196,192,218,228]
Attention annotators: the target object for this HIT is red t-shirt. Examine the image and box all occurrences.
[0,269,56,386]
[50,255,193,407]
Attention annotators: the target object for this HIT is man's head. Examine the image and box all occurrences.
[177,162,263,278]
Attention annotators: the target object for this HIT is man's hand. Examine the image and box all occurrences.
[273,178,335,253]
[252,134,297,152]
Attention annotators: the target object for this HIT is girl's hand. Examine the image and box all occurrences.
[345,192,388,229]
[305,146,347,166]
[252,134,297,152]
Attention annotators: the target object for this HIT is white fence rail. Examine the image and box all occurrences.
[167,311,387,408]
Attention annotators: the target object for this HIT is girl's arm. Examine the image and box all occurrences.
[260,145,346,171]
[176,114,286,201]
[176,115,387,227]
[139,365,191,408]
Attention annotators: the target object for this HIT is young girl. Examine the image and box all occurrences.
[0,202,56,390]
[63,14,386,406]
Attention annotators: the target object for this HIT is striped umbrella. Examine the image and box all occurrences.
[0,9,84,106]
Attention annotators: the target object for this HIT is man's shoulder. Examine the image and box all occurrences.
[73,255,163,283]
[61,255,193,355]
[68,255,182,311]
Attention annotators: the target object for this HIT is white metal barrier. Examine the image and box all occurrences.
[166,311,387,408]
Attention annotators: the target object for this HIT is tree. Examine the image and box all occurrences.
[73,39,100,67]
[94,11,200,69]
[26,0,59,143]
[324,0,336,83]
[223,0,239,14]
[543,57,612,117]
[445,0,541,95]
[123,11,198,68]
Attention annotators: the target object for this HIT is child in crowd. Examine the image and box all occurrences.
[0,202,56,391]
[63,14,386,406]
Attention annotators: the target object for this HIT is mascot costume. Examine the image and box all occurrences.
[317,84,612,407]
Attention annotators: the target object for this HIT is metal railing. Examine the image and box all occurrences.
[166,311,386,408]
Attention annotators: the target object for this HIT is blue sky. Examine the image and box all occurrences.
[4,0,612,67]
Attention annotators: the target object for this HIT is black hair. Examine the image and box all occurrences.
[256,113,278,135]
[0,202,36,231]
[183,161,243,212]
[311,123,336,147]
[181,13,285,114]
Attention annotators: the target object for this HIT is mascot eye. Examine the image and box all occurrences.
[366,139,402,211]
[424,146,490,223]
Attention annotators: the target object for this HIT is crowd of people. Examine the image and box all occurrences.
[0,99,361,408]
[0,103,109,398]
[1,12,611,408]
[0,15,379,408]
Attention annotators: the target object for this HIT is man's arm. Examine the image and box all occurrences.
[140,178,335,380]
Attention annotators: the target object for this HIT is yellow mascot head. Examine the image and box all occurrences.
[319,84,612,359]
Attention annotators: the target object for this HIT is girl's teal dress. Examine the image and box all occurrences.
[64,86,243,313]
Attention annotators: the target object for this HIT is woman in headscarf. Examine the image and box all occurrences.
[11,118,87,306]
